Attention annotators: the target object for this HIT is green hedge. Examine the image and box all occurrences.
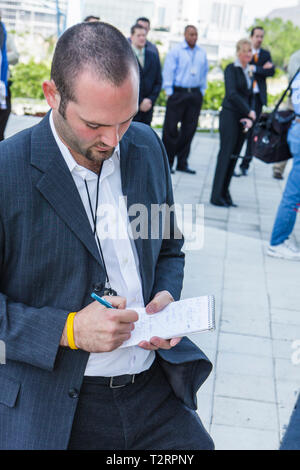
[10,60,51,100]
[156,81,225,111]
[9,60,285,112]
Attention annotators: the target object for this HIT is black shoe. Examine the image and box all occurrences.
[210,198,229,207]
[273,172,283,180]
[176,167,196,175]
[224,192,238,208]
[170,169,175,174]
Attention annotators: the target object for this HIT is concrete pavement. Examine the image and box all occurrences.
[168,131,300,450]
[4,114,300,450]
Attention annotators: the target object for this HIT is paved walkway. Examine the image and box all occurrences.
[168,131,300,450]
[5,115,300,450]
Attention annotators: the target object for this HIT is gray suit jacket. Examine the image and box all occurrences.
[0,115,212,449]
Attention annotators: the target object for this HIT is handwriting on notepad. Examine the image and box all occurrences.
[119,296,215,348]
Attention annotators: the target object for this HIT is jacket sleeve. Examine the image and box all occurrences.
[225,65,251,116]
[200,51,209,95]
[147,55,162,105]
[254,50,275,78]
[0,214,69,372]
[149,131,185,302]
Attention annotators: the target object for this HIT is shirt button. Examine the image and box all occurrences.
[68,388,79,399]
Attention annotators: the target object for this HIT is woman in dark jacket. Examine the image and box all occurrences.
[210,38,255,207]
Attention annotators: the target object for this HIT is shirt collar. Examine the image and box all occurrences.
[131,45,145,55]
[49,111,120,180]
[182,40,198,51]
[234,58,249,72]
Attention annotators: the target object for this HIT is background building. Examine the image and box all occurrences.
[0,0,67,36]
[82,0,155,34]
[268,0,300,27]
[149,0,246,63]
[82,0,246,62]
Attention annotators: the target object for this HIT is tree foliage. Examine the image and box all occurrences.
[249,17,300,69]
[10,60,51,100]
[202,80,224,110]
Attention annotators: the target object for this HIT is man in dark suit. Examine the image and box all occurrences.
[0,22,213,450]
[136,16,159,57]
[236,26,275,176]
[130,23,162,126]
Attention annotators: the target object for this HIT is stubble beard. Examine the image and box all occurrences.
[85,145,115,164]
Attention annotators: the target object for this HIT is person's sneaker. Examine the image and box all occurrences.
[267,240,300,260]
[234,167,248,177]
[273,172,284,180]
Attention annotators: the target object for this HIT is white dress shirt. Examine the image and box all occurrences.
[49,112,155,376]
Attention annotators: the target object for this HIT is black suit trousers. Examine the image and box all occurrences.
[133,108,154,126]
[162,90,203,169]
[211,108,246,202]
[240,94,263,169]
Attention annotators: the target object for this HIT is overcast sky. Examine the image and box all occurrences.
[244,0,298,24]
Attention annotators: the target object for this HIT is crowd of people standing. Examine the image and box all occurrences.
[125,17,300,260]
[1,13,299,263]
[1,13,299,260]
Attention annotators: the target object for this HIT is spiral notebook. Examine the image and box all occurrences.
[120,295,215,348]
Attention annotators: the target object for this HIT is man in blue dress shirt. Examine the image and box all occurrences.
[162,25,208,174]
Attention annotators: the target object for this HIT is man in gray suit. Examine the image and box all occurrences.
[0,22,213,450]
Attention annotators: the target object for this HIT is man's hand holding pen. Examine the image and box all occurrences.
[60,290,182,352]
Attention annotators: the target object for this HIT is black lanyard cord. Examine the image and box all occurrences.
[84,169,113,293]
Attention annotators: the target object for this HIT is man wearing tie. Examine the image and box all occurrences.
[162,25,208,174]
[130,23,162,126]
[236,26,275,176]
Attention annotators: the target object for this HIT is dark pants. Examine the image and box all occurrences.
[67,359,214,450]
[211,108,246,203]
[0,84,11,141]
[133,107,154,126]
[162,90,203,170]
[240,94,263,170]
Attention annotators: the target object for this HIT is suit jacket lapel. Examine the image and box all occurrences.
[30,114,102,267]
[237,67,248,92]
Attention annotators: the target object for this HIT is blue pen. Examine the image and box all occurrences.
[91,292,113,308]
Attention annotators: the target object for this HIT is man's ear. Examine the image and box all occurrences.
[42,80,60,110]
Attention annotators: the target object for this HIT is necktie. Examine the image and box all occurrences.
[253,52,259,90]
[138,50,144,68]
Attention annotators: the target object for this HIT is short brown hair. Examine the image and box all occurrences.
[51,22,139,118]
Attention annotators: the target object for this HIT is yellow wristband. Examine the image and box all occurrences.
[67,312,78,350]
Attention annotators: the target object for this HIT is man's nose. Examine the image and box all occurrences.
[101,126,119,147]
